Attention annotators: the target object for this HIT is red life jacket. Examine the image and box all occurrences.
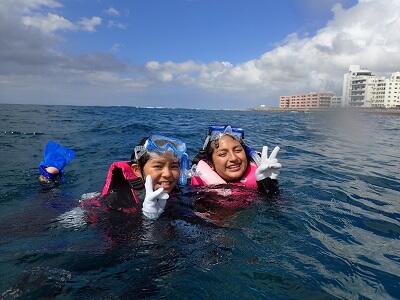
[100,161,143,213]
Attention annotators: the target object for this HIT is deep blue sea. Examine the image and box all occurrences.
[0,104,399,299]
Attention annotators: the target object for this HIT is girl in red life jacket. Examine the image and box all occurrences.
[191,125,282,196]
[99,135,188,219]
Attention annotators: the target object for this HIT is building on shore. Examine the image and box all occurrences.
[279,92,335,109]
[330,96,342,107]
[366,77,386,107]
[342,65,375,107]
[384,72,400,108]
[342,65,400,108]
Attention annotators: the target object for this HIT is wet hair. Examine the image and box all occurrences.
[192,135,252,166]
[130,137,151,170]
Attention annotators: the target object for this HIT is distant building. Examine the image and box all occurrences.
[384,72,400,108]
[330,96,342,107]
[341,66,400,108]
[366,77,386,108]
[280,92,335,109]
[342,65,375,107]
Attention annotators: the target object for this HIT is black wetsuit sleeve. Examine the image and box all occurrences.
[257,178,279,196]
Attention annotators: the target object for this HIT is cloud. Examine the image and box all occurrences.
[22,12,76,33]
[107,20,127,30]
[110,43,121,53]
[1,0,400,108]
[0,0,62,12]
[78,16,102,32]
[144,0,400,100]
[104,7,120,17]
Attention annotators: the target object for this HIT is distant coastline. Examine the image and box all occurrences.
[251,107,400,115]
[1,103,400,115]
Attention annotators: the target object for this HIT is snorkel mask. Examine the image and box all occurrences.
[134,134,187,160]
[202,125,262,166]
[202,125,245,150]
[133,134,190,185]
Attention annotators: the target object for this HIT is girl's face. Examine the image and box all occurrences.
[135,152,180,193]
[211,135,248,182]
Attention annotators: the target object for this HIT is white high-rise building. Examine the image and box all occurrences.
[366,77,386,108]
[342,65,374,107]
[384,72,400,108]
[342,66,400,108]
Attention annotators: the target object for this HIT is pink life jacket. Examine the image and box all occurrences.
[191,160,258,189]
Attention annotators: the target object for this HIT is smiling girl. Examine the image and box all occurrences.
[100,135,187,219]
[191,125,281,196]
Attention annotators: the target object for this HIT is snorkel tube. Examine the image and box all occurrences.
[244,144,261,167]
[179,152,190,186]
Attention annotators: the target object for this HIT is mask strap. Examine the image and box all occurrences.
[202,135,210,150]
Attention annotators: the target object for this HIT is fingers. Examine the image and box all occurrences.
[270,162,282,169]
[269,146,280,160]
[261,146,268,162]
[152,187,165,199]
[145,175,153,192]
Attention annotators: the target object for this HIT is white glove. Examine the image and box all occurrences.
[142,175,169,219]
[255,146,282,181]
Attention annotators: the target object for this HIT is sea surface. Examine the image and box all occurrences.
[0,104,399,299]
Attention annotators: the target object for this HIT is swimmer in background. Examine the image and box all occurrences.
[38,141,76,187]
[191,125,282,196]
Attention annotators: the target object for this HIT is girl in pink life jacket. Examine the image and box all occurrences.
[191,125,282,197]
[98,134,188,219]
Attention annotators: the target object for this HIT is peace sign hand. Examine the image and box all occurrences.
[142,175,169,219]
[255,146,282,181]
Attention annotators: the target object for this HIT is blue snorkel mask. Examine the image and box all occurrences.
[134,134,187,160]
[202,125,262,166]
[133,134,190,186]
[202,125,245,150]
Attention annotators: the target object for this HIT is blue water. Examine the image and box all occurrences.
[0,104,399,299]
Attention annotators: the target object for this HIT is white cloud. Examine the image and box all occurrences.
[110,43,121,53]
[104,7,120,17]
[1,0,400,108]
[0,0,62,13]
[22,13,76,34]
[107,20,127,29]
[145,0,400,99]
[78,16,102,32]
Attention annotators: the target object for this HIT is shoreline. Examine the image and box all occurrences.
[252,107,400,115]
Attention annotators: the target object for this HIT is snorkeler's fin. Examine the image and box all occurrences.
[39,141,76,182]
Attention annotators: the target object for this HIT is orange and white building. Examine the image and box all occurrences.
[279,92,335,109]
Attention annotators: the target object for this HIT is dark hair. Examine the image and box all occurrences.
[192,135,252,166]
[130,137,151,170]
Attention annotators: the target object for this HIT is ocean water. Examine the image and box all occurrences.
[0,104,399,299]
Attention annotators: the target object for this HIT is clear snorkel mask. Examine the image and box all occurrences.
[202,125,262,166]
[202,125,245,150]
[133,134,191,186]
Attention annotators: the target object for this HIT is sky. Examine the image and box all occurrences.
[1,0,400,109]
